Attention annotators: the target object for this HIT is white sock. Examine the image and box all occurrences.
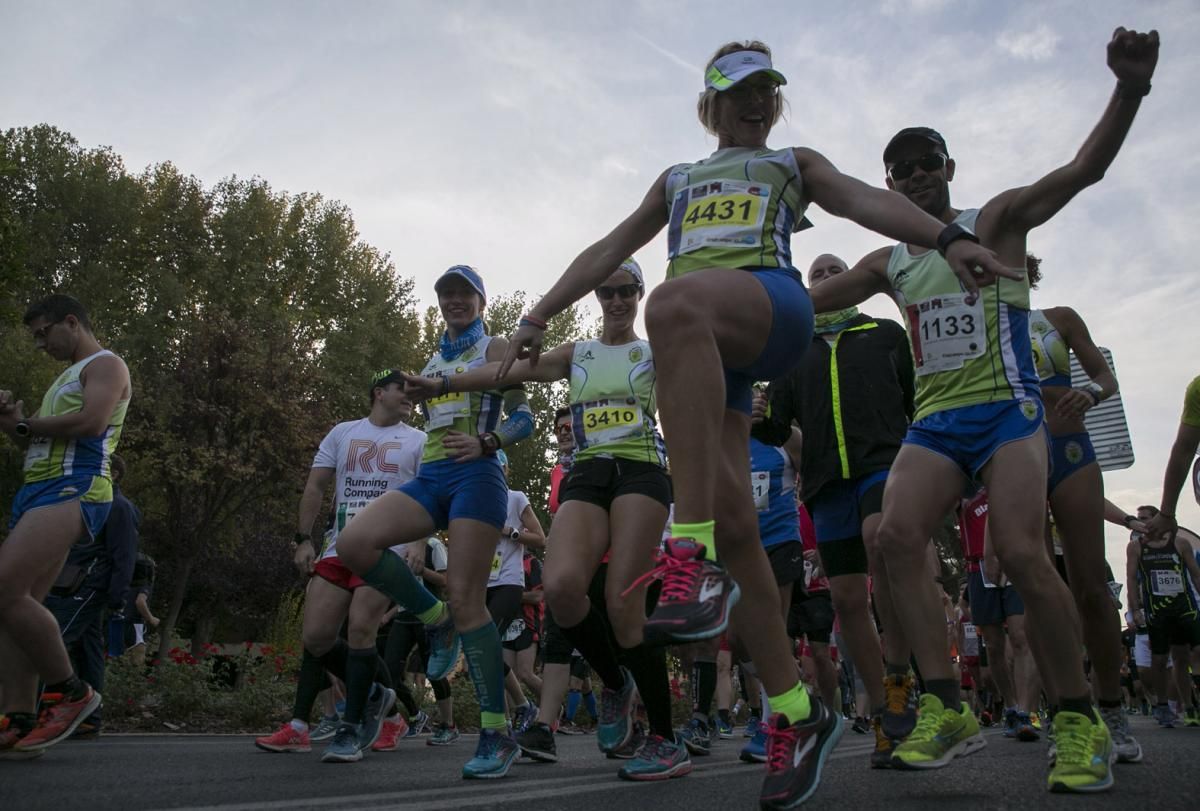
[290,719,308,732]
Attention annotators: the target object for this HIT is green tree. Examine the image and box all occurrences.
[0,126,427,658]
[934,509,965,595]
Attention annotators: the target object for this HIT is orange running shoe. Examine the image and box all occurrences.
[254,722,313,753]
[372,717,409,751]
[15,687,101,752]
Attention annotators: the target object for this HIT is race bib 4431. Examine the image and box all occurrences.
[674,180,770,255]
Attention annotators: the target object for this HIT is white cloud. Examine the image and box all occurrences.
[880,0,955,16]
[600,155,640,177]
[997,24,1061,61]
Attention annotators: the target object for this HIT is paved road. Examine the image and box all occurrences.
[2,717,1197,810]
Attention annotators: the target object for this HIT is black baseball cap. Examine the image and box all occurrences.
[883,127,949,164]
[369,368,404,396]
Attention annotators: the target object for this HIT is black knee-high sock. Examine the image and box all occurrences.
[292,649,330,723]
[318,639,349,682]
[692,659,716,718]
[343,646,379,725]
[559,604,624,691]
[375,654,418,717]
[618,643,672,739]
[394,681,419,718]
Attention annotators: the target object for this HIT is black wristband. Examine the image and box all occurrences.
[293,532,310,546]
[936,222,980,257]
[1122,514,1137,528]
[1116,81,1151,100]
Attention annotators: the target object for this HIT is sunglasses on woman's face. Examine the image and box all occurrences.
[887,152,947,181]
[596,284,640,300]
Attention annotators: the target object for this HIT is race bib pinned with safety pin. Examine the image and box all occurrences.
[905,293,985,376]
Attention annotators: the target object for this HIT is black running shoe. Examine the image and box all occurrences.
[758,699,843,809]
[516,722,557,763]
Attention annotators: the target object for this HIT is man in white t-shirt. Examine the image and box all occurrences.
[256,369,426,762]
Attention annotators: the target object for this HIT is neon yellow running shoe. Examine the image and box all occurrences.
[891,694,986,769]
[1047,710,1113,793]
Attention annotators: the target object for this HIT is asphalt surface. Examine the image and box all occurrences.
[2,716,1198,810]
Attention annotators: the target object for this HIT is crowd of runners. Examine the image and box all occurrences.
[3,23,1199,811]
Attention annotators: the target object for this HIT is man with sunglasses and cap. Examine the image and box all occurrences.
[256,369,425,762]
[809,26,1159,793]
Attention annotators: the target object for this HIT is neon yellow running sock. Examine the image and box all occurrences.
[417,600,446,626]
[769,682,813,726]
[671,520,716,560]
[480,711,508,731]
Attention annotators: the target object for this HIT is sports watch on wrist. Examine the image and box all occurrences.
[508,528,521,541]
[14,421,31,438]
[936,222,980,257]
[1080,382,1104,405]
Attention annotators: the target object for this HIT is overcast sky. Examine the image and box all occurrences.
[5,0,1198,584]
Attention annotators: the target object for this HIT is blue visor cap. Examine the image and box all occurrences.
[435,265,486,303]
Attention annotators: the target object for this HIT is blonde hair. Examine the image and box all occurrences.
[696,40,786,137]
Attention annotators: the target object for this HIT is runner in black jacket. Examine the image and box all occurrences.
[761,253,922,768]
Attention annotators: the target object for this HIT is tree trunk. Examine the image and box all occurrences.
[190,614,216,658]
[156,552,197,664]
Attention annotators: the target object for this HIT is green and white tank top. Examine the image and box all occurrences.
[568,339,666,467]
[419,336,504,463]
[1028,310,1072,388]
[24,349,129,484]
[885,209,1039,421]
[664,147,808,278]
